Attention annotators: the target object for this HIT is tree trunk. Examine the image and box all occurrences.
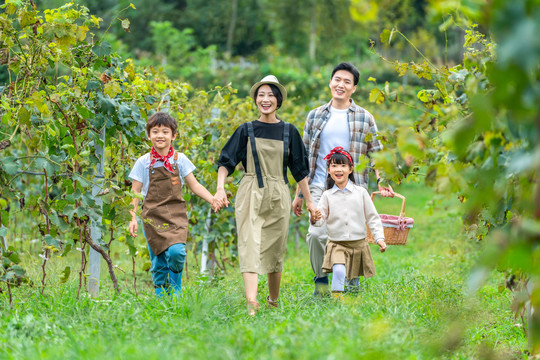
[226,0,238,59]
[535,111,540,220]
[309,7,316,61]
[531,111,540,354]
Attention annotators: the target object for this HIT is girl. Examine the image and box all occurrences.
[311,146,386,294]
[215,75,317,314]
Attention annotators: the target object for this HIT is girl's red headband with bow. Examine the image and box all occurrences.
[323,146,353,165]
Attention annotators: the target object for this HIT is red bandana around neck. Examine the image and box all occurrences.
[150,146,175,173]
[323,146,353,165]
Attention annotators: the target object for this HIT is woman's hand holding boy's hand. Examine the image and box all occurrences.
[378,240,387,253]
[211,196,228,213]
[213,188,229,211]
[129,218,138,237]
[211,197,222,213]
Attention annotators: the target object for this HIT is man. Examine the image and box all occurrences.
[292,62,394,295]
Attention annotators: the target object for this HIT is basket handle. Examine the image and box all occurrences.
[370,191,406,217]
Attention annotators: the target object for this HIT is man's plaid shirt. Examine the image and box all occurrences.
[302,99,383,189]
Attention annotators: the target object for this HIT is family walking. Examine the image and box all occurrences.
[128,63,394,313]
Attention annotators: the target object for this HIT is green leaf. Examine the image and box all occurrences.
[4,271,15,281]
[369,89,385,104]
[60,243,73,257]
[1,112,11,125]
[19,10,36,28]
[7,251,20,264]
[104,81,122,98]
[4,3,17,15]
[44,234,60,249]
[18,107,31,126]
[469,94,495,133]
[142,261,151,271]
[350,1,379,23]
[144,95,157,105]
[76,105,93,119]
[92,41,111,57]
[11,265,25,277]
[397,128,425,159]
[417,90,429,103]
[1,156,19,176]
[121,19,130,32]
[380,29,391,44]
[97,92,117,114]
[86,80,101,91]
[73,174,91,188]
[59,266,71,283]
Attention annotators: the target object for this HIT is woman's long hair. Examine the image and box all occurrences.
[326,150,356,190]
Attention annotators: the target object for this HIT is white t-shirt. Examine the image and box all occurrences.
[311,107,351,187]
[128,151,196,198]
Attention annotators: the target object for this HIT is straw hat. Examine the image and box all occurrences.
[249,75,287,102]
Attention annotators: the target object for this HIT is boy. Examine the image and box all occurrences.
[128,112,221,297]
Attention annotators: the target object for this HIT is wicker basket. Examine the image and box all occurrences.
[366,191,413,245]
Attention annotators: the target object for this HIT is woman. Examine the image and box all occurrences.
[215,75,317,314]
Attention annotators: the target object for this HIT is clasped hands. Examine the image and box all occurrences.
[211,188,230,213]
[310,208,322,224]
[292,197,320,222]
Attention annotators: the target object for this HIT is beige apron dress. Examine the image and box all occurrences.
[235,122,291,274]
[141,152,189,255]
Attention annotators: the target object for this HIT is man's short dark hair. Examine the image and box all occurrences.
[146,112,178,134]
[331,62,360,86]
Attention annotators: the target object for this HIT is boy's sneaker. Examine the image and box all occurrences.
[313,276,329,296]
[168,270,182,298]
[154,286,166,298]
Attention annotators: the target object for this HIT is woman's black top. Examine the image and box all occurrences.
[218,120,309,182]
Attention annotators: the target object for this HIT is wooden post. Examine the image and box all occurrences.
[201,108,220,275]
[88,129,105,296]
[200,208,215,276]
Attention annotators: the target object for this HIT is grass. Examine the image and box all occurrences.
[0,183,528,359]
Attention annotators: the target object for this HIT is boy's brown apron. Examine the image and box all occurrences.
[141,152,188,256]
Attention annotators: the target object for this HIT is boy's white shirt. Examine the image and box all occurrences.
[313,180,385,243]
[128,151,195,198]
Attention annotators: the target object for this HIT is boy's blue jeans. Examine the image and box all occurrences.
[144,226,186,297]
